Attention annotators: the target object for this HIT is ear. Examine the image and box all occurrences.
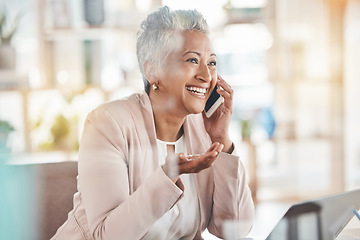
[143,60,159,85]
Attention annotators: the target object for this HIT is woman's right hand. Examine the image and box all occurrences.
[162,142,224,182]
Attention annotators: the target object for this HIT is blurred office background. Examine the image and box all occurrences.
[0,0,360,229]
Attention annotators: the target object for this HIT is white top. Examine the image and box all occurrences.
[143,135,201,239]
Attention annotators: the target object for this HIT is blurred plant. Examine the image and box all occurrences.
[0,119,15,151]
[241,120,252,141]
[51,114,70,146]
[36,113,79,151]
[0,120,14,133]
[32,92,80,152]
[0,7,24,45]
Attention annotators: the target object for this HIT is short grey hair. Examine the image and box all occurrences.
[136,6,210,94]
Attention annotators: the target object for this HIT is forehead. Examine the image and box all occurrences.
[170,30,214,56]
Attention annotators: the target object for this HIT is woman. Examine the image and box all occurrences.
[52,6,254,240]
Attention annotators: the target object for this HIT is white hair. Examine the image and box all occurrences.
[136,6,210,94]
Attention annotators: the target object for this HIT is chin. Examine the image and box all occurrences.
[184,100,206,115]
[189,106,205,115]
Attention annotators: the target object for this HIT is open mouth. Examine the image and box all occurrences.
[185,86,207,96]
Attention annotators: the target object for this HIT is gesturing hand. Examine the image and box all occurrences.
[162,142,224,182]
[203,75,234,153]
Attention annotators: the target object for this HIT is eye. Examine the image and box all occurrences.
[186,58,198,64]
[208,61,217,67]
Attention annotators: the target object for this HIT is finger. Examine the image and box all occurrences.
[201,153,218,167]
[178,153,188,163]
[205,143,223,158]
[214,143,224,152]
[217,80,233,102]
[185,154,201,161]
[210,142,224,153]
[178,143,224,174]
[217,75,233,94]
[179,151,217,173]
[178,159,200,174]
[217,87,232,99]
[179,155,216,174]
[217,85,233,103]
[216,76,233,109]
[207,142,221,152]
[202,111,206,119]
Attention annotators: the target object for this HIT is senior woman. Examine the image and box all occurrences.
[51,6,254,240]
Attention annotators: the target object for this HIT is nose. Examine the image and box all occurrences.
[195,63,212,83]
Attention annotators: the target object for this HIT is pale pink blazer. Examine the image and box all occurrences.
[51,92,254,240]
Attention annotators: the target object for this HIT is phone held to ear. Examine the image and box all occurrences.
[204,85,224,118]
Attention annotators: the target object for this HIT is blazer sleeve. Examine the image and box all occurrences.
[78,107,183,240]
[207,149,255,238]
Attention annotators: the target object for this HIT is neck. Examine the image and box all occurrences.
[156,121,184,142]
[154,112,184,142]
[150,95,185,142]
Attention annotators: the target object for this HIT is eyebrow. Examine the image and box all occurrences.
[183,51,216,57]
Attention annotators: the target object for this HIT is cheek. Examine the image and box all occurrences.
[211,71,217,84]
[166,63,189,77]
[212,72,217,82]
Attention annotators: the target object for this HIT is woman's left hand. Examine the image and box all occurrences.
[203,74,234,153]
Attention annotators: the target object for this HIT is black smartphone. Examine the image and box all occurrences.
[204,85,224,118]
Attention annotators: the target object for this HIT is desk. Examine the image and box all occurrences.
[337,214,360,239]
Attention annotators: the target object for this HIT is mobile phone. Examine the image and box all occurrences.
[204,85,224,118]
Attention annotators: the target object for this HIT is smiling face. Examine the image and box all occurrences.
[149,30,217,118]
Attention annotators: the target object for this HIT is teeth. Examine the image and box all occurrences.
[186,86,206,95]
